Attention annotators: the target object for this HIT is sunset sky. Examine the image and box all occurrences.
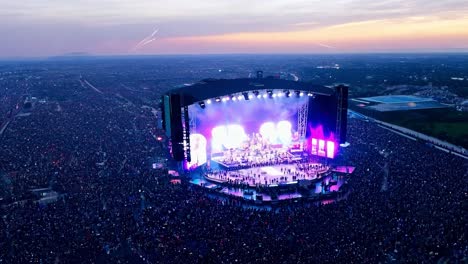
[2,0,468,57]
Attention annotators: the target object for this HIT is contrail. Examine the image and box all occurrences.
[315,42,336,49]
[140,37,157,47]
[133,37,157,51]
[133,28,159,50]
[131,28,159,52]
[136,28,158,46]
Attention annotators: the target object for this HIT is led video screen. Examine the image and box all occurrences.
[187,95,308,168]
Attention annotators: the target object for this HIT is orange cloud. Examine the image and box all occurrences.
[161,15,468,52]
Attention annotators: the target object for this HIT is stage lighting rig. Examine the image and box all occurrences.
[267,90,273,98]
[198,101,206,109]
[215,97,221,102]
[284,90,290,98]
[294,90,300,97]
[242,92,249,100]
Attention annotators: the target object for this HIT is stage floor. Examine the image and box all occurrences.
[191,173,346,202]
[189,162,354,204]
[205,163,329,187]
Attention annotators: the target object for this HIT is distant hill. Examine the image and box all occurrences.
[48,52,95,60]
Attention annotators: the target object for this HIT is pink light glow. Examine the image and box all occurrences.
[318,140,326,157]
[311,138,318,155]
[326,141,335,158]
[308,125,336,143]
[310,137,338,159]
[308,125,338,159]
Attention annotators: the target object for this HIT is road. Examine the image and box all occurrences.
[290,73,299,81]
[0,120,10,136]
[80,79,103,94]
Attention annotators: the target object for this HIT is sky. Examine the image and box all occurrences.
[2,0,468,57]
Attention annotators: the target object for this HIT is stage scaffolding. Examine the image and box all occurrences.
[189,111,196,133]
[297,99,309,142]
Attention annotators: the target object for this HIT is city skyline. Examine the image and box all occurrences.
[2,0,468,57]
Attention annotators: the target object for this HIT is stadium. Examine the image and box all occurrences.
[161,74,351,203]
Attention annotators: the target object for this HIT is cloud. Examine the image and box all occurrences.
[160,15,468,53]
[292,22,320,27]
[1,0,468,56]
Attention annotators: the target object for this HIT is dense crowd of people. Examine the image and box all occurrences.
[0,71,466,263]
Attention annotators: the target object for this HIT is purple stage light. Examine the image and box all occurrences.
[309,125,325,140]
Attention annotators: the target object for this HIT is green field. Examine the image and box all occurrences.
[355,107,468,149]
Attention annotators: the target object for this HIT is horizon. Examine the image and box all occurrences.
[2,0,468,57]
[2,50,468,61]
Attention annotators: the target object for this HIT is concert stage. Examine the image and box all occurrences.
[190,163,354,204]
[161,78,350,204]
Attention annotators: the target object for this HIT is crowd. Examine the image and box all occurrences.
[0,76,27,129]
[0,73,467,263]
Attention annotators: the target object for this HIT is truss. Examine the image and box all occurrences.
[189,111,196,134]
[297,100,309,141]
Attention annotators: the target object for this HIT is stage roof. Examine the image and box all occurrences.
[165,78,335,106]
